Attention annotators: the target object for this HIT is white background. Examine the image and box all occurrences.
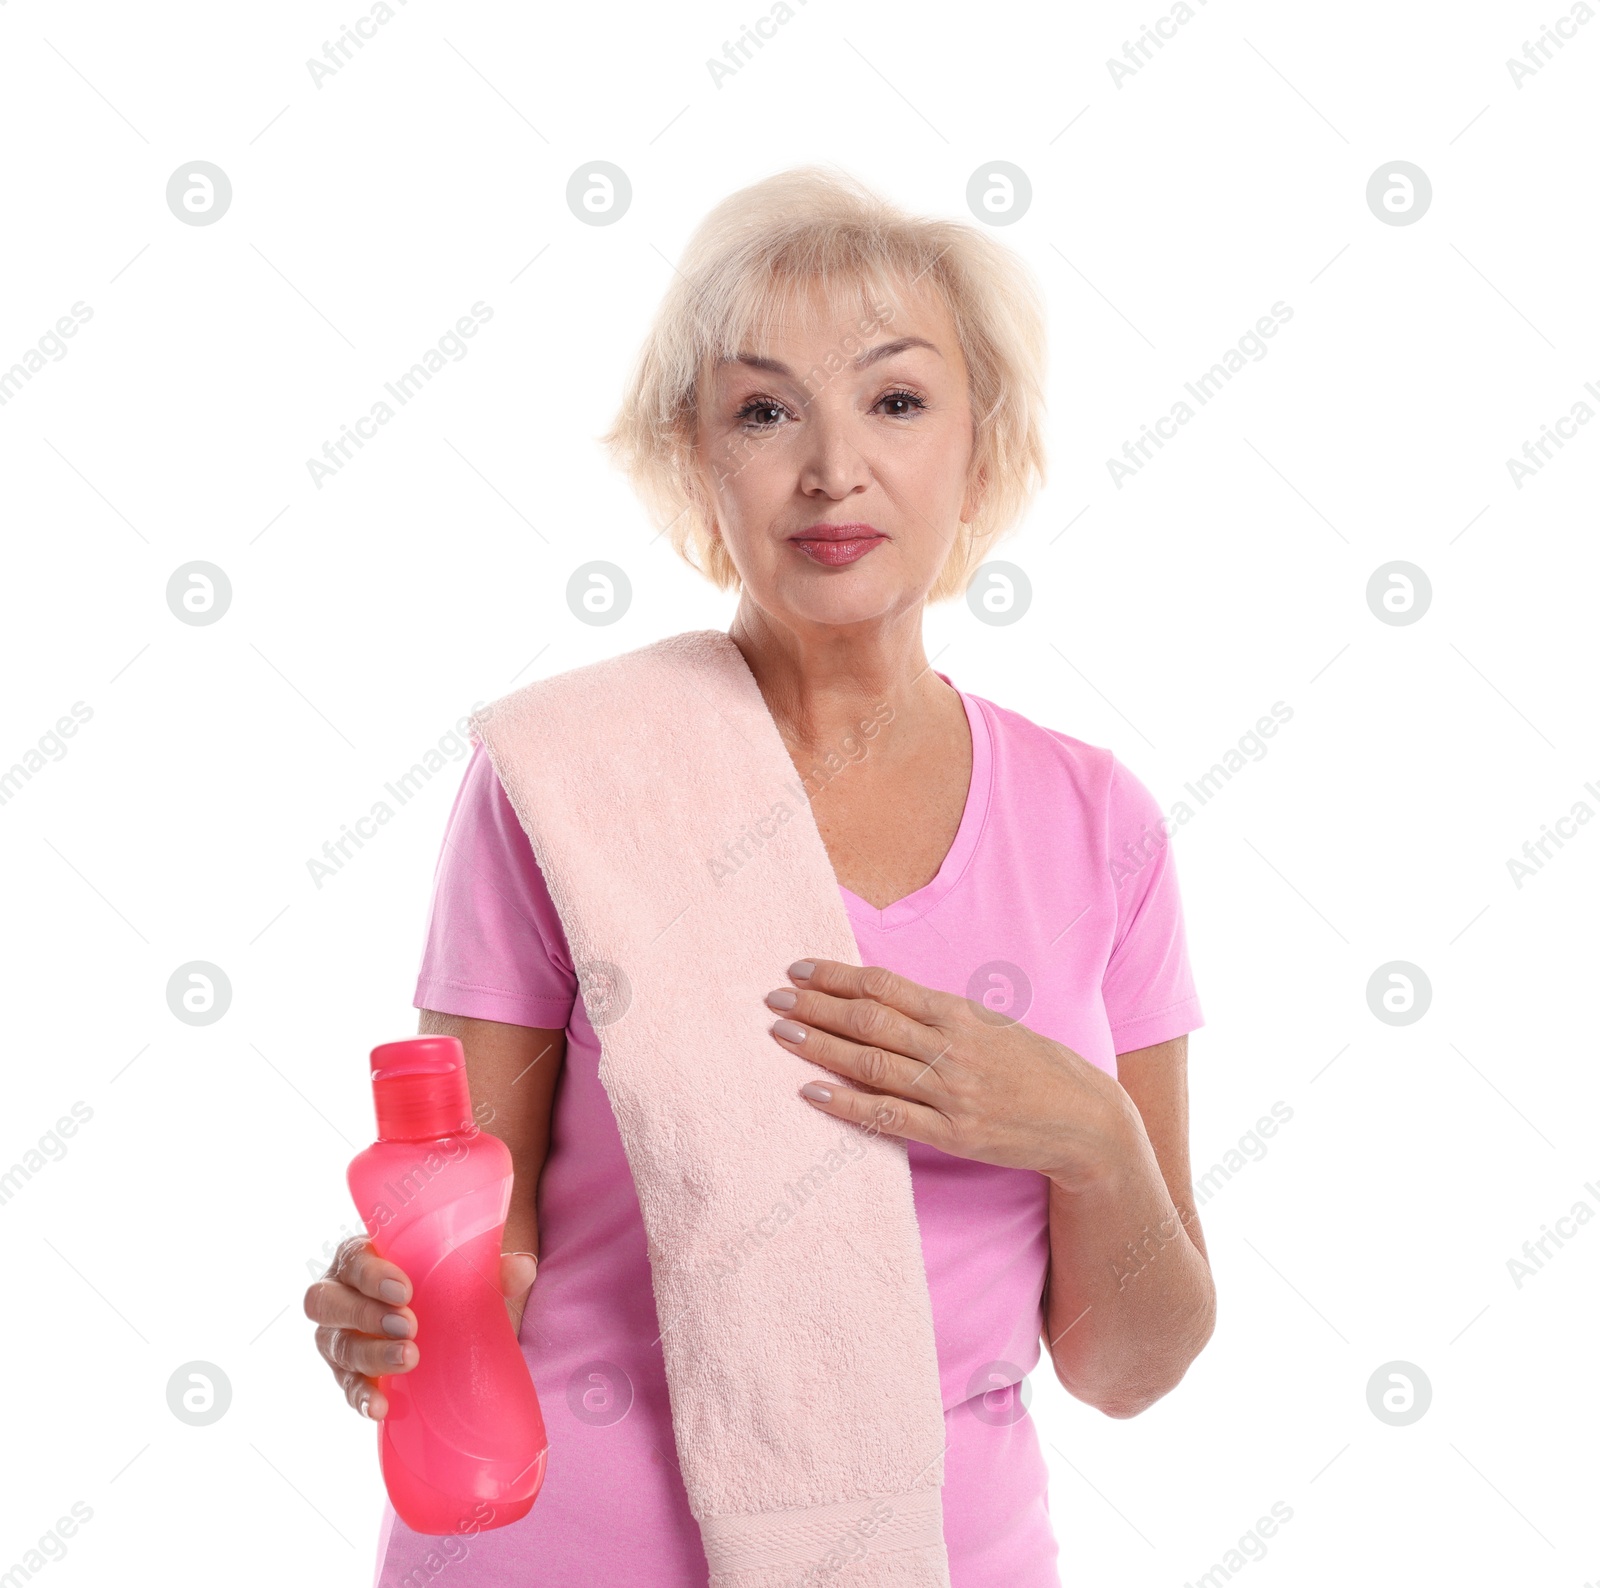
[2,1,1596,1584]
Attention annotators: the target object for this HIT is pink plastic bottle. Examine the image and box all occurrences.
[347,1035,548,1535]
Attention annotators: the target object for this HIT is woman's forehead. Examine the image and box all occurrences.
[716,274,947,359]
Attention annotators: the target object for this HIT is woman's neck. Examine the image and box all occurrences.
[726,607,955,765]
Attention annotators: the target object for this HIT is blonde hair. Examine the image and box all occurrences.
[597,164,1048,604]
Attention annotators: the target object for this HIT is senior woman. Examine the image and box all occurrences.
[306,165,1216,1586]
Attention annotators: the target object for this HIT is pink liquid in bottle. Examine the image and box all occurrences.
[347,1036,548,1535]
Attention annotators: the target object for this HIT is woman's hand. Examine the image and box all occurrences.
[499,1251,539,1337]
[764,958,1138,1192]
[304,1238,539,1420]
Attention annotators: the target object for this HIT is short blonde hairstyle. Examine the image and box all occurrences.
[598,164,1048,604]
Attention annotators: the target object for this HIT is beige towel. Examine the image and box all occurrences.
[470,628,949,1587]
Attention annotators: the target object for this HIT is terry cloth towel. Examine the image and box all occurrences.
[469,628,950,1588]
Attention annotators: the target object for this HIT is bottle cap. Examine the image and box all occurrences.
[369,1035,475,1142]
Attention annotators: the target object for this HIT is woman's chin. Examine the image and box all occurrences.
[772,578,911,628]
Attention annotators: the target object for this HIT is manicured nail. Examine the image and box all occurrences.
[378,1279,407,1304]
[773,1018,807,1042]
[380,1313,411,1338]
[801,1082,832,1103]
[765,988,797,1010]
[359,1396,375,1419]
[386,1342,411,1367]
[789,961,816,981]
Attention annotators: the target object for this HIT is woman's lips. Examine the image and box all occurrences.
[789,532,887,567]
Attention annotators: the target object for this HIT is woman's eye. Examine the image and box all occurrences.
[878,390,927,418]
[735,401,787,429]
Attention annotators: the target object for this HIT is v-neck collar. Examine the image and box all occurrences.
[837,671,993,932]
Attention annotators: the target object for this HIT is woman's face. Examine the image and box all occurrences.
[693,280,982,630]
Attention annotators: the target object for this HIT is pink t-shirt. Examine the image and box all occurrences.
[374,672,1203,1588]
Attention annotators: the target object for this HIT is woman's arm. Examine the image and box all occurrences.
[1041,1034,1215,1418]
[305,1012,566,1417]
[752,958,1216,1418]
[418,1009,567,1332]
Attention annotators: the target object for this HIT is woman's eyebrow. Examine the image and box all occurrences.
[724,336,943,376]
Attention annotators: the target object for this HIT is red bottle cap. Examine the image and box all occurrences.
[369,1036,475,1142]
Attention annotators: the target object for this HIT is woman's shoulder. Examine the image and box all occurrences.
[962,686,1156,817]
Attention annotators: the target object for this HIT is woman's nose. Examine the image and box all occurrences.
[796,409,872,497]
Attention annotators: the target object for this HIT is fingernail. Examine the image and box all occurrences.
[789,960,815,981]
[381,1313,411,1338]
[773,1018,807,1042]
[801,1082,832,1103]
[386,1342,411,1367]
[378,1279,407,1304]
[765,988,797,1010]
[360,1397,375,1419]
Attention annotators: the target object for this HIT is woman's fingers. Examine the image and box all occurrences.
[795,1065,951,1145]
[306,1243,540,1420]
[306,1240,418,1344]
[766,964,970,1145]
[500,1251,538,1299]
[768,1021,953,1146]
[500,1251,538,1337]
[315,1320,418,1382]
[769,1008,946,1105]
[342,1369,385,1420]
[772,983,948,1073]
[303,1237,419,1420]
[788,960,958,1035]
[332,1233,412,1308]
[305,1276,415,1344]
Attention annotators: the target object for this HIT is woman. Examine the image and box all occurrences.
[306,164,1216,1586]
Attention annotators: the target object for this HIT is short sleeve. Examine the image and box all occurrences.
[1102,756,1204,1052]
[412,740,578,1030]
